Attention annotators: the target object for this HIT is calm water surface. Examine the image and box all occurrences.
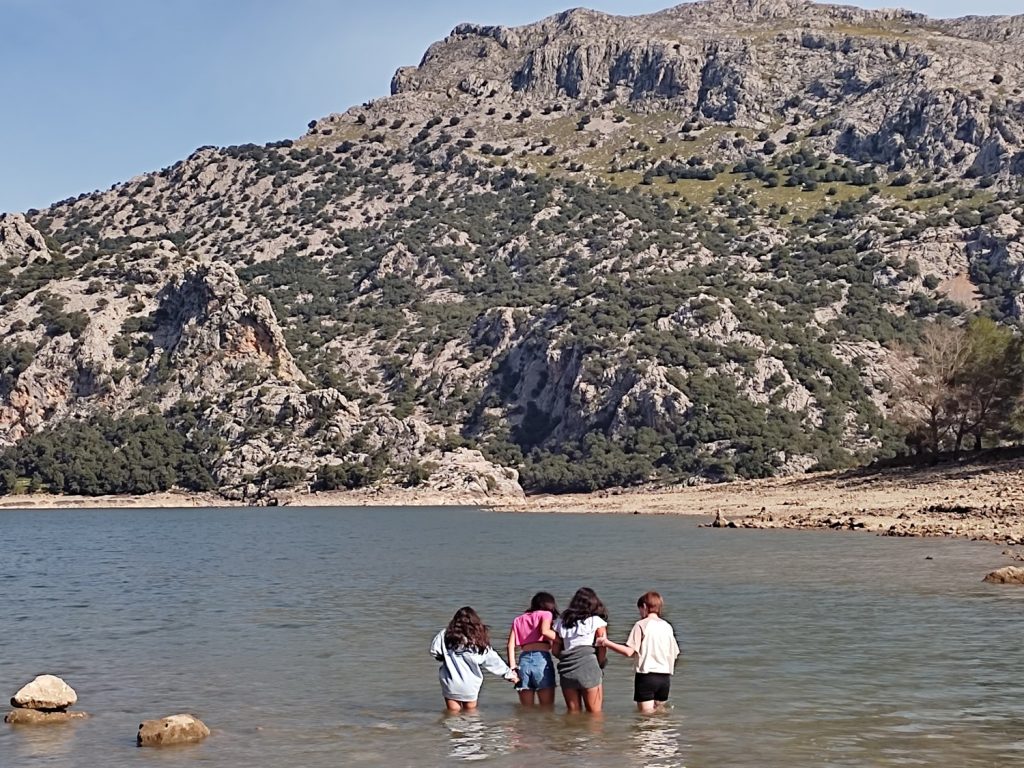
[0,506,1021,767]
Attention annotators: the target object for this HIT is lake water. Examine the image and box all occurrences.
[0,506,1022,767]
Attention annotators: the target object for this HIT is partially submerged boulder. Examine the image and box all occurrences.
[5,709,88,725]
[137,714,210,747]
[983,566,1024,584]
[10,675,77,711]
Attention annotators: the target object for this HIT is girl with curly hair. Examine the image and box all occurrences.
[430,606,519,712]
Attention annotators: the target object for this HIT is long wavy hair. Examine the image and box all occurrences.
[528,591,560,619]
[559,587,608,629]
[444,606,491,653]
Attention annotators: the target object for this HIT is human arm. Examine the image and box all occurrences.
[597,636,635,657]
[481,647,519,684]
[540,613,557,642]
[551,633,563,659]
[506,628,517,669]
[595,626,608,668]
[430,631,445,661]
[601,618,643,658]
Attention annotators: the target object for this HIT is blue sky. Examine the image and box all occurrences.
[1,0,1019,214]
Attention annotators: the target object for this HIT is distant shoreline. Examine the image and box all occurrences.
[2,458,1023,551]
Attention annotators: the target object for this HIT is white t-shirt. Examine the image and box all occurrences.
[626,615,680,674]
[554,615,608,651]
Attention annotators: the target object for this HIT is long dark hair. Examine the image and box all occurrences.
[559,587,607,629]
[444,606,491,653]
[528,591,559,619]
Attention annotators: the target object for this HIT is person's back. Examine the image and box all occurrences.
[507,592,559,708]
[431,607,518,712]
[598,591,681,712]
[627,613,679,675]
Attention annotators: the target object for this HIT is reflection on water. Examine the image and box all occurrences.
[11,719,80,761]
[632,714,686,768]
[443,713,518,761]
[0,506,1022,768]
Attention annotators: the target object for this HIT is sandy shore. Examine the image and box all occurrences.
[3,458,1023,551]
[0,490,238,509]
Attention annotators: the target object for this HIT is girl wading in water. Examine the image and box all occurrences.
[506,591,559,707]
[431,607,519,712]
[552,587,608,713]
[598,591,681,713]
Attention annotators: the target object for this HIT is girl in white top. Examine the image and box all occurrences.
[552,587,608,713]
[598,591,681,713]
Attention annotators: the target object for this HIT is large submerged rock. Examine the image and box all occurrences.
[137,713,211,747]
[983,566,1024,584]
[5,709,88,725]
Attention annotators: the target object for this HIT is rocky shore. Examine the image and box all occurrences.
[495,457,1024,549]
[3,457,1024,552]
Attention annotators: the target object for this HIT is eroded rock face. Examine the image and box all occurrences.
[389,0,1024,177]
[137,714,210,747]
[983,565,1024,584]
[11,675,77,711]
[0,214,50,266]
[153,260,307,391]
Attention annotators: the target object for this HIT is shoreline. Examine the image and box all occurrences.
[2,457,1023,549]
[496,457,1024,549]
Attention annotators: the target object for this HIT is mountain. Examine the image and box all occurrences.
[1,0,1023,501]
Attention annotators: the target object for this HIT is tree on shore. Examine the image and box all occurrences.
[893,319,1024,454]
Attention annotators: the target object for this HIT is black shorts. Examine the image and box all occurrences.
[633,672,671,702]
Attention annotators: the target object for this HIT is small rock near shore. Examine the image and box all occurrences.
[137,714,210,747]
[709,511,737,528]
[11,675,77,711]
[982,566,1024,584]
[5,709,88,725]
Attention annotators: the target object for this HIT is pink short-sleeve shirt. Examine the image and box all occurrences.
[512,610,553,646]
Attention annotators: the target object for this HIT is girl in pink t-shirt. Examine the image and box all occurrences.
[505,591,559,707]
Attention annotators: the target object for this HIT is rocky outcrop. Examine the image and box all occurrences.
[137,714,210,746]
[153,260,307,391]
[0,214,50,267]
[6,675,86,725]
[420,447,523,498]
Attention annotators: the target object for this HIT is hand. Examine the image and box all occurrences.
[595,636,607,647]
[509,672,520,685]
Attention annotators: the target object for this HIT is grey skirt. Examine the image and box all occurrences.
[558,645,603,690]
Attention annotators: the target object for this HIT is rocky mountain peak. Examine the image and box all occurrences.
[695,0,809,19]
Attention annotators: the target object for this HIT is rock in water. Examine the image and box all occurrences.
[137,714,211,747]
[982,566,1024,584]
[5,709,88,725]
[11,675,77,711]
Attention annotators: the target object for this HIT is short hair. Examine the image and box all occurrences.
[637,591,663,615]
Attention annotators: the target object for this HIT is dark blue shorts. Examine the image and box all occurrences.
[516,650,556,691]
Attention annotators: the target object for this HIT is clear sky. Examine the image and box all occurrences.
[1,0,1020,214]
